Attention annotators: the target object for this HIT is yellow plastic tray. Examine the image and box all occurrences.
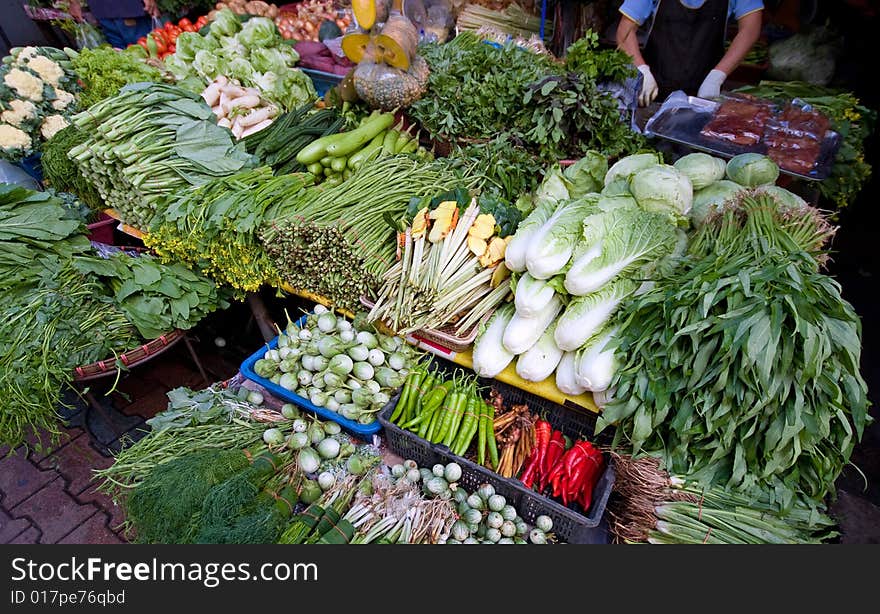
[102,209,147,240]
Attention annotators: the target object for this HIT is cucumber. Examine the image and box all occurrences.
[325,113,395,157]
[347,132,386,171]
[307,162,324,176]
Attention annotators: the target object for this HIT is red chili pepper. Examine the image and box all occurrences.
[520,450,539,489]
[541,430,565,489]
[531,420,551,488]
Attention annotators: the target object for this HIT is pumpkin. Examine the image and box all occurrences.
[353,55,429,111]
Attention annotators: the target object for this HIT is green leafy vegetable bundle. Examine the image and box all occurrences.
[598,191,869,507]
[145,167,314,293]
[735,80,876,209]
[0,185,138,449]
[67,82,256,229]
[41,124,103,211]
[71,46,166,108]
[74,251,230,340]
[409,31,643,162]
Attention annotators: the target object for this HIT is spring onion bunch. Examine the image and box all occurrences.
[260,156,472,311]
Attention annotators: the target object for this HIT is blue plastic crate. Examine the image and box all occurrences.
[240,314,383,437]
[18,153,43,184]
[301,68,344,97]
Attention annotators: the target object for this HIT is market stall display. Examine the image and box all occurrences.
[1,9,875,546]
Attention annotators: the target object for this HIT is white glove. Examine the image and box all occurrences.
[697,69,727,99]
[636,64,659,107]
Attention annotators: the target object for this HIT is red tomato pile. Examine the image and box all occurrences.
[136,15,210,60]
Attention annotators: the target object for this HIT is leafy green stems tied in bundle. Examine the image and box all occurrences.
[40,124,103,211]
[146,168,313,293]
[598,192,869,508]
[260,156,474,311]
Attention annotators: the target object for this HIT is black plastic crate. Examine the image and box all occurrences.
[378,358,614,544]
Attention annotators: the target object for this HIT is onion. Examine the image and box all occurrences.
[317,471,336,490]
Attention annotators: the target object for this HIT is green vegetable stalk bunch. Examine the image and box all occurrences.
[260,156,470,311]
[608,453,838,544]
[598,191,869,508]
[67,83,255,229]
[146,167,313,293]
[1,46,80,162]
[41,124,103,211]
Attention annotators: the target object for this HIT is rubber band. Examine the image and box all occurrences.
[702,527,712,544]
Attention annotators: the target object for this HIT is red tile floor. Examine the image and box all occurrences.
[0,341,240,544]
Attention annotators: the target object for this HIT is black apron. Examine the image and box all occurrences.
[644,0,728,98]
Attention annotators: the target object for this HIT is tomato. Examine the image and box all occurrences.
[164,21,176,31]
[151,34,167,55]
[196,16,208,28]
[178,18,192,29]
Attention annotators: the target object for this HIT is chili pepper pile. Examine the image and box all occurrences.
[389,366,499,467]
[489,391,536,479]
[520,420,604,512]
[136,16,209,60]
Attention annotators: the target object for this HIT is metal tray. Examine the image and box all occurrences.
[644,93,841,181]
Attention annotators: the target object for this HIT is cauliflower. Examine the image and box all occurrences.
[40,114,69,140]
[1,99,38,127]
[0,123,32,150]
[25,55,64,87]
[17,47,39,62]
[4,69,44,102]
[51,87,75,111]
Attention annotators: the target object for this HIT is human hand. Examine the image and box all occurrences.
[636,64,658,107]
[697,69,727,99]
[143,0,161,18]
[68,0,84,22]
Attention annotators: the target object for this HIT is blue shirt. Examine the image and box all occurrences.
[619,0,764,26]
[88,0,148,20]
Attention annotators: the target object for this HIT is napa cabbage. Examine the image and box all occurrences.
[504,198,559,272]
[554,278,637,351]
[524,195,598,280]
[472,304,517,377]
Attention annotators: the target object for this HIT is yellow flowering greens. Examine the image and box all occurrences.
[146,167,314,293]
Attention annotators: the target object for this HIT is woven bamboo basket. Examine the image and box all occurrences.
[72,330,186,382]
